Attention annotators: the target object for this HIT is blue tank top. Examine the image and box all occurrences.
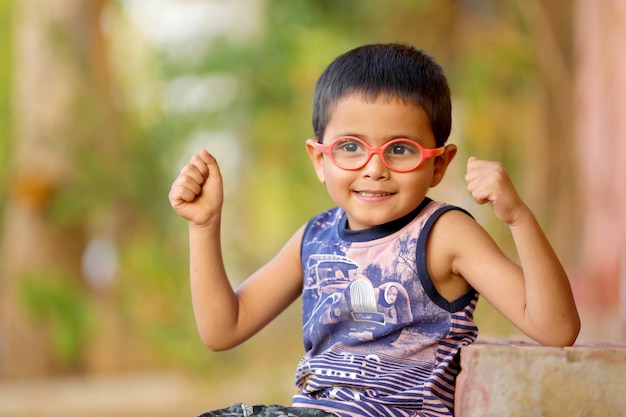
[292,198,479,417]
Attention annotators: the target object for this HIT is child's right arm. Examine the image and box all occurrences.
[168,150,304,351]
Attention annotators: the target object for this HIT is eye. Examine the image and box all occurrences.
[387,141,419,156]
[335,138,365,153]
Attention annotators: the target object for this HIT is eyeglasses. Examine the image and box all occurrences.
[313,136,446,173]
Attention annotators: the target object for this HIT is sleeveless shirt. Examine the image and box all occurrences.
[292,198,479,417]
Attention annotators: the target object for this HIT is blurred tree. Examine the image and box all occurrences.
[0,0,115,377]
[0,0,197,380]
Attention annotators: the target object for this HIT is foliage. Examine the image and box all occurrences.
[115,230,208,369]
[19,272,93,368]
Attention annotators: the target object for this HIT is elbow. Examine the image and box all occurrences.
[198,332,241,352]
[543,316,581,347]
[201,338,225,352]
[203,342,230,352]
[563,315,582,346]
[561,311,582,346]
[199,335,229,352]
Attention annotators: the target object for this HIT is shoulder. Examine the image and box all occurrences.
[427,206,487,254]
[428,204,511,283]
[423,205,488,300]
[417,201,474,238]
[418,202,478,269]
[426,200,472,220]
[303,207,343,236]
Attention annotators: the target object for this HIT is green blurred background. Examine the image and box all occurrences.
[1,0,624,415]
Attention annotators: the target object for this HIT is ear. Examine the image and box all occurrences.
[430,144,457,187]
[306,139,326,184]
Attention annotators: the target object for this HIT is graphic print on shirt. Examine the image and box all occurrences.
[300,215,454,358]
[302,253,415,356]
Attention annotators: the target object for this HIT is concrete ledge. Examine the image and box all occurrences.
[455,342,626,417]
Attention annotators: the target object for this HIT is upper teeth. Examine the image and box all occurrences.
[359,192,389,197]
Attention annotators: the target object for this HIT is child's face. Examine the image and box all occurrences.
[307,93,456,230]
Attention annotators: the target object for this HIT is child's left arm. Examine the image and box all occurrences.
[464,157,580,346]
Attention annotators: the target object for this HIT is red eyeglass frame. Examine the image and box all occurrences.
[312,136,446,173]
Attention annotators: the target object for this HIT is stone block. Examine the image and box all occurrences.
[455,342,626,417]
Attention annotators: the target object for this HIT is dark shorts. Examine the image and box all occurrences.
[198,403,338,417]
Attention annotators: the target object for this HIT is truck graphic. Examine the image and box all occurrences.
[304,254,386,326]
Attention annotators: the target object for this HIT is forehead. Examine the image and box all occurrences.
[324,93,434,144]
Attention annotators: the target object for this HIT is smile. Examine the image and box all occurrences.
[356,191,394,198]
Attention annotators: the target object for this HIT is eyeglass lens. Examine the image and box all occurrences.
[331,137,423,171]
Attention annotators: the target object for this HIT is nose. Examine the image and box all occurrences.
[361,153,389,179]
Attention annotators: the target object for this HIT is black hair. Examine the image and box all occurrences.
[312,43,452,147]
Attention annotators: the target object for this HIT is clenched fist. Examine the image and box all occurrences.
[169,149,224,229]
[465,157,527,225]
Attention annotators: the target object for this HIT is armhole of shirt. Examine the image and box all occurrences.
[300,216,317,262]
[416,205,477,312]
[300,207,337,259]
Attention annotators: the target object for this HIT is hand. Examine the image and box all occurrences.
[168,149,224,228]
[465,157,526,225]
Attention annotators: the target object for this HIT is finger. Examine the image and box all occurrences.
[184,150,223,189]
[197,148,214,165]
[179,149,221,184]
[466,177,486,202]
[181,173,204,196]
[465,156,484,181]
[198,149,223,183]
[465,170,493,205]
[466,156,486,172]
[177,163,205,185]
[169,179,201,205]
[171,167,205,199]
[470,189,491,205]
[187,153,210,180]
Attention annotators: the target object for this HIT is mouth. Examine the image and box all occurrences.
[355,191,395,198]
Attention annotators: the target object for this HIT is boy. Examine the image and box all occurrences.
[169,43,580,417]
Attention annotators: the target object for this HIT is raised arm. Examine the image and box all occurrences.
[456,157,580,346]
[169,150,303,351]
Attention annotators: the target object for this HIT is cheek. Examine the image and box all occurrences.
[322,165,354,198]
[398,170,434,194]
